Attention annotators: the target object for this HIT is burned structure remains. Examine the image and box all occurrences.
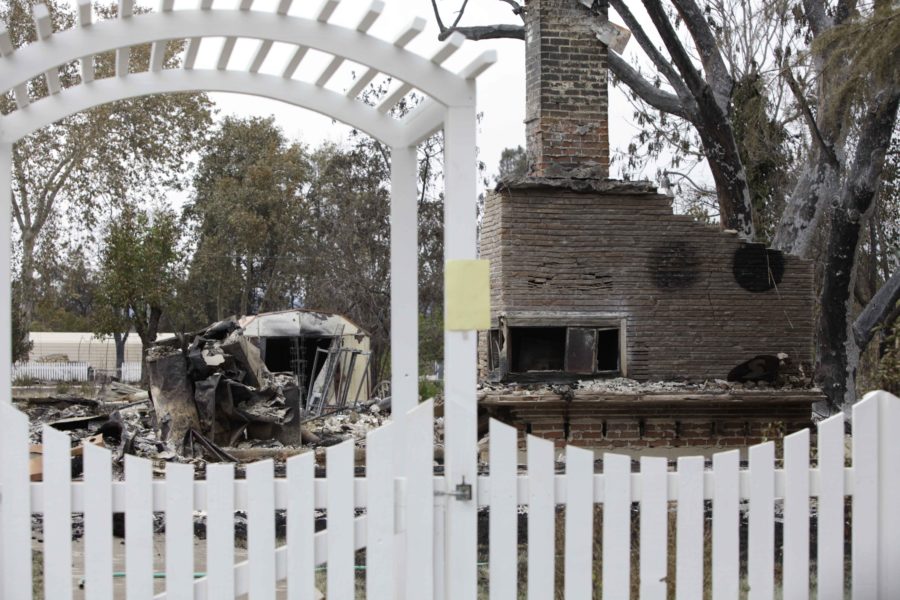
[147,310,372,451]
[478,0,822,452]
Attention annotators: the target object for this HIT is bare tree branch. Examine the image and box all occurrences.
[607,0,693,102]
[438,23,525,41]
[608,53,695,119]
[640,0,709,98]
[780,62,839,168]
[670,0,734,110]
[430,0,525,41]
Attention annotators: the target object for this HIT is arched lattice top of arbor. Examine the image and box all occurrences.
[0,0,496,146]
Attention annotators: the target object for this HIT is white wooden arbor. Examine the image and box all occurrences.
[0,1,493,597]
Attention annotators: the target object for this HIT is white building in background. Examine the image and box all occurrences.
[27,332,169,373]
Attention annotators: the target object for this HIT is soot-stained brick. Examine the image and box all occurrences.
[733,244,785,292]
[649,241,701,290]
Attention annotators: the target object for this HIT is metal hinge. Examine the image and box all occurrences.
[435,476,472,501]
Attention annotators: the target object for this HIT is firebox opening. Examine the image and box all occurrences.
[510,327,567,372]
[506,324,623,377]
[596,328,620,372]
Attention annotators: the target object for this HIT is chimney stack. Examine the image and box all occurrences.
[524,0,609,179]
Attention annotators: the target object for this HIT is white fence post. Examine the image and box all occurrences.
[855,390,900,599]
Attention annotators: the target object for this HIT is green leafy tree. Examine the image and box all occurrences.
[178,116,313,327]
[93,206,182,379]
[1,0,213,355]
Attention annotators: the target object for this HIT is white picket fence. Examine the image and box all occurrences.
[11,361,142,383]
[12,361,91,382]
[2,390,899,599]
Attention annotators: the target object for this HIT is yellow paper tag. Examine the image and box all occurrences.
[445,259,491,331]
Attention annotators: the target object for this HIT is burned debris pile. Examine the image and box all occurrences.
[147,318,306,452]
[19,312,392,483]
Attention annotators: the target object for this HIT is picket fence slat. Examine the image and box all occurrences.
[84,442,113,600]
[602,452,631,600]
[42,424,73,600]
[327,439,355,600]
[783,429,810,600]
[125,455,153,600]
[712,450,739,600]
[816,414,845,600]
[165,462,195,600]
[489,418,518,600]
[406,398,434,599]
[527,434,555,599]
[853,396,878,600]
[639,456,667,600]
[564,445,593,600]
[206,464,235,600]
[366,422,394,600]
[879,391,900,597]
[248,459,276,600]
[287,451,315,600]
[748,442,775,600]
[676,456,704,600]
[1,403,32,600]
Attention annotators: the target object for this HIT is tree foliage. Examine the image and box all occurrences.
[179,116,313,325]
[94,206,182,377]
[1,0,213,354]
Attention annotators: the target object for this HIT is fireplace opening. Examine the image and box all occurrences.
[505,324,623,377]
[596,328,620,372]
[510,327,567,372]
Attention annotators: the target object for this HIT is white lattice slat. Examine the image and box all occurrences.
[317,0,340,22]
[248,459,277,600]
[33,3,61,94]
[676,456,704,600]
[115,0,133,77]
[84,442,113,599]
[149,0,172,71]
[853,396,878,600]
[366,422,394,599]
[603,452,631,599]
[1,404,32,600]
[206,464,235,600]
[315,0,384,86]
[165,462,195,600]
[282,46,309,79]
[125,455,153,600]
[286,451,315,600]
[565,445,594,600]
[527,435,555,598]
[327,440,355,599]
[406,399,435,599]
[489,419,518,600]
[712,450,739,600]
[748,442,775,600]
[816,414,845,600]
[0,28,13,56]
[640,456,667,600]
[76,0,94,82]
[42,425,73,600]
[783,429,810,600]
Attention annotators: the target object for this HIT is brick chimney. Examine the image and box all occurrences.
[524,0,609,179]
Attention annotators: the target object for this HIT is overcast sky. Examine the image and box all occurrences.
[90,0,651,183]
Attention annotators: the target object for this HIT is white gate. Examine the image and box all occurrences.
[0,1,490,597]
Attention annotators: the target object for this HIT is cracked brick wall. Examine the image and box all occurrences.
[525,0,610,178]
[479,184,816,381]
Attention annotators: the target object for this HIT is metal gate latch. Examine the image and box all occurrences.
[436,476,472,501]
